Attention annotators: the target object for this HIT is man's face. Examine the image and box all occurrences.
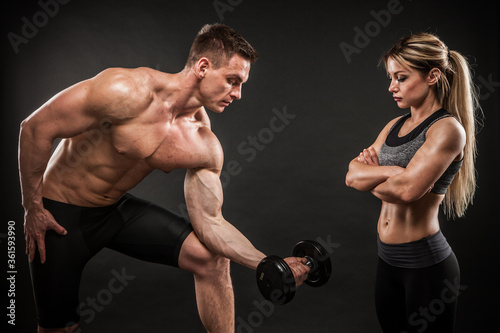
[199,54,251,113]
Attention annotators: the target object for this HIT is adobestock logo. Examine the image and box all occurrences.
[477,73,500,100]
[339,0,405,64]
[213,0,243,21]
[65,267,136,332]
[7,0,73,54]
[402,277,467,333]
[175,105,296,220]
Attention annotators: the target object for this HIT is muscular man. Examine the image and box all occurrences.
[19,24,310,333]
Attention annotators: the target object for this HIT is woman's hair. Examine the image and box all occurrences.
[381,32,480,218]
[185,23,258,69]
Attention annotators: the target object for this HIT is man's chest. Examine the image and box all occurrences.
[109,119,214,172]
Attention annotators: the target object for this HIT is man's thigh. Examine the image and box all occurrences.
[107,194,193,267]
[30,198,94,328]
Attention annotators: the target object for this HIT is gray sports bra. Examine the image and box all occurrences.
[378,109,462,195]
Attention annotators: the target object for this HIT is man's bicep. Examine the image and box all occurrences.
[184,168,224,225]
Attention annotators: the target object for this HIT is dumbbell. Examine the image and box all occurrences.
[256,240,332,305]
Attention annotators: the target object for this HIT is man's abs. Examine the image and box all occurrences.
[43,136,153,207]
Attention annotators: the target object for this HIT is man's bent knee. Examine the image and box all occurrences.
[197,254,230,279]
[178,232,230,277]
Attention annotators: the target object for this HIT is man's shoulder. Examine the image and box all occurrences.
[93,67,157,94]
[195,116,223,170]
[96,66,156,79]
[88,67,157,119]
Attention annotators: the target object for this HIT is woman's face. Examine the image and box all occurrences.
[386,57,434,110]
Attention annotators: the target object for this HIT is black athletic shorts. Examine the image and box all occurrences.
[29,193,193,328]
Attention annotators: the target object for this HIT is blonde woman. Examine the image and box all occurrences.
[345,33,479,332]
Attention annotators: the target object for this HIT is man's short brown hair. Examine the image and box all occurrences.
[185,23,258,68]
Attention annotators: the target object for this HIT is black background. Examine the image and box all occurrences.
[2,0,499,332]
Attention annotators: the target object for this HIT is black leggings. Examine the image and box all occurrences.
[29,194,193,328]
[375,252,460,333]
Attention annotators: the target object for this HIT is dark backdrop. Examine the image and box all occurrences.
[2,1,498,332]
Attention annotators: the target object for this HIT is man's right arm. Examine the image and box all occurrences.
[19,78,101,262]
[19,68,140,263]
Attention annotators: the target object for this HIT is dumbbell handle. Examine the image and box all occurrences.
[293,240,332,288]
[303,255,318,275]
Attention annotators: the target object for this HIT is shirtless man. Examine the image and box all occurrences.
[19,24,310,333]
